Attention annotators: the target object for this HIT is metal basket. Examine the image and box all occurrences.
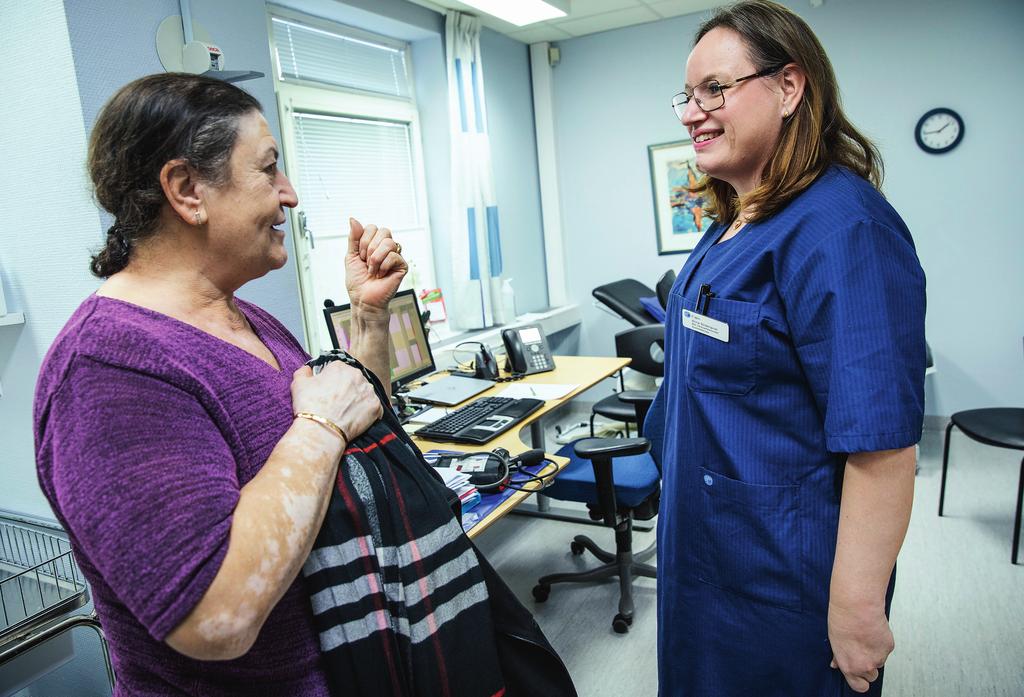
[0,512,113,694]
[0,518,87,643]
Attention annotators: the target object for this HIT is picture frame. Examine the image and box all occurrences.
[647,139,708,255]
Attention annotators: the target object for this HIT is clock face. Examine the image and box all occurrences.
[915,108,964,154]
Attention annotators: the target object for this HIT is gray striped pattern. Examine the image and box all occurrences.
[315,579,489,651]
[305,516,488,651]
[305,517,465,576]
[309,546,481,612]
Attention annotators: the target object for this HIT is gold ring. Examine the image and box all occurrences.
[394,242,402,255]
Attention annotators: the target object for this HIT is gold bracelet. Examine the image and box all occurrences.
[294,412,350,443]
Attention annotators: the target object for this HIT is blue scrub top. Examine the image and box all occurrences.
[648,166,926,697]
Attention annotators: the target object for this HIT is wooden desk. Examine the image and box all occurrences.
[409,355,629,538]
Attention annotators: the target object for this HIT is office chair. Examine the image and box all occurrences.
[592,279,660,327]
[590,324,665,438]
[532,334,661,634]
[655,269,676,310]
[938,339,1024,564]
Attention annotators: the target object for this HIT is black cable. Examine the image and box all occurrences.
[450,341,528,382]
[451,341,486,363]
[448,342,489,378]
[429,448,553,493]
[495,448,553,491]
[503,466,554,491]
[491,372,527,383]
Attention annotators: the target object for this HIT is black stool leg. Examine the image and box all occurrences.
[1013,455,1024,565]
[938,421,955,516]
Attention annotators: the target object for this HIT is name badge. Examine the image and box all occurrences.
[681,309,729,342]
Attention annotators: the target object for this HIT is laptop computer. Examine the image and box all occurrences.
[404,375,493,406]
[322,290,492,406]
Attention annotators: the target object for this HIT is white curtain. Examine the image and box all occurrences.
[445,11,509,329]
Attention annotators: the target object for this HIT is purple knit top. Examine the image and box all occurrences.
[34,295,330,696]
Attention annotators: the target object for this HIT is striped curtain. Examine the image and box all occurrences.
[445,11,508,329]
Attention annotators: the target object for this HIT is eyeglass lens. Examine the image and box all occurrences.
[672,82,725,119]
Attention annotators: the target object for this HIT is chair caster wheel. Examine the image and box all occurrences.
[570,540,585,556]
[532,584,551,602]
[612,614,632,634]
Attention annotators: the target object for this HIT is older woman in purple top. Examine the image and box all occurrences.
[33,74,416,695]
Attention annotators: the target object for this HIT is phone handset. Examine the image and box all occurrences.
[501,324,555,375]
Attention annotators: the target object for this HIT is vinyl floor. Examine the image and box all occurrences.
[475,424,1024,697]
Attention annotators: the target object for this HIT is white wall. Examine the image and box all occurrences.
[278,0,551,315]
[63,0,304,336]
[0,0,551,518]
[550,0,1024,415]
[0,0,102,517]
[479,28,548,314]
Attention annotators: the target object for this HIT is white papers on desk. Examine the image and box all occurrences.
[431,467,482,512]
[401,407,449,436]
[405,407,449,424]
[434,467,471,489]
[495,383,579,401]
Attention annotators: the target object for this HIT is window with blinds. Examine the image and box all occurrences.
[292,113,420,241]
[269,10,440,350]
[271,16,411,98]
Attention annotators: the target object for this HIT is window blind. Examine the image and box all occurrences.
[272,17,410,98]
[292,112,420,240]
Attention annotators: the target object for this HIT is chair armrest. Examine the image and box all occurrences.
[617,390,655,405]
[617,389,656,436]
[573,438,651,528]
[574,437,651,460]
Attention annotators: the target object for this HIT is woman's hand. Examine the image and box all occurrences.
[168,361,382,661]
[345,218,408,321]
[828,598,894,693]
[291,361,383,442]
[828,447,913,693]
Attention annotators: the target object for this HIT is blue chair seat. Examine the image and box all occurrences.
[545,441,659,509]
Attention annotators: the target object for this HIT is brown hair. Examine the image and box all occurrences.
[691,0,882,224]
[87,73,262,278]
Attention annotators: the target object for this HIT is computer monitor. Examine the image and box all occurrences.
[322,289,435,392]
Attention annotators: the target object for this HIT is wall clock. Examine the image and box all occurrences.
[915,108,964,154]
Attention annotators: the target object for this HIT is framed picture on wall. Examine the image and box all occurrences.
[647,139,707,255]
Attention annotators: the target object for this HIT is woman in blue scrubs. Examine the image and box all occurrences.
[649,2,927,695]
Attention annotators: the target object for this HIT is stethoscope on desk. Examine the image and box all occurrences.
[424,448,552,492]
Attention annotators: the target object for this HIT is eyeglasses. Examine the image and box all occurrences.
[672,64,786,120]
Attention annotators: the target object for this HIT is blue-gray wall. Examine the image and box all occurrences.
[0,0,548,520]
[64,0,304,338]
[0,0,105,522]
[275,0,550,315]
[551,0,1024,415]
[4,0,1020,525]
[480,28,548,315]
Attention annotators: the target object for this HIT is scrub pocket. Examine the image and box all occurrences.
[698,467,803,611]
[684,297,759,395]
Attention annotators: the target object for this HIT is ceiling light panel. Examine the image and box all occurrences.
[459,0,570,27]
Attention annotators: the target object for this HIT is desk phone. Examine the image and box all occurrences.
[502,324,555,375]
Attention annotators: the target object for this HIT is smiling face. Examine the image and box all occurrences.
[682,27,786,196]
[200,111,298,282]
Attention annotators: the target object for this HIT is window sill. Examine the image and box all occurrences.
[429,304,580,370]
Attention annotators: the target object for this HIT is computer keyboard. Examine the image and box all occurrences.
[414,396,544,445]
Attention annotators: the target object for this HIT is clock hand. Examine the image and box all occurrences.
[925,122,951,134]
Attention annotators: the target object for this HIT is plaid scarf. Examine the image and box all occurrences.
[302,354,506,697]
